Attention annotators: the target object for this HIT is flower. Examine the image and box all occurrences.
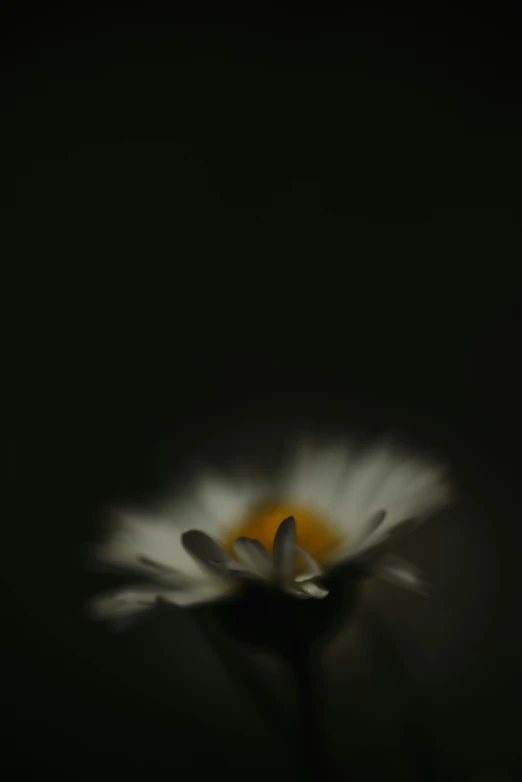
[87,440,453,624]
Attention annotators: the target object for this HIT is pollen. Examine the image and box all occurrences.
[225,502,340,561]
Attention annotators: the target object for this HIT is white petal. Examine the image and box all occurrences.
[329,444,452,559]
[182,529,230,566]
[286,586,313,600]
[331,445,395,523]
[87,581,230,622]
[285,578,329,599]
[272,516,297,582]
[279,441,353,517]
[91,472,263,582]
[232,537,271,577]
[144,556,206,587]
[361,508,387,536]
[294,546,323,582]
[371,554,429,595]
[327,508,388,565]
[191,475,267,529]
[297,580,329,599]
[91,512,209,581]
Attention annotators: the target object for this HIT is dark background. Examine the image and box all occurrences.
[3,1,522,781]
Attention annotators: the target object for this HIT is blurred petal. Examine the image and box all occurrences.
[134,557,193,587]
[182,530,232,571]
[272,516,297,582]
[294,546,323,582]
[280,441,353,516]
[349,517,423,568]
[87,581,229,622]
[362,508,387,537]
[192,475,268,528]
[232,537,271,577]
[327,443,453,559]
[298,579,329,599]
[90,512,207,581]
[371,554,429,595]
[337,508,389,561]
[286,586,313,599]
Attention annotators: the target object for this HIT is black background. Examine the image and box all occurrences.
[3,1,522,780]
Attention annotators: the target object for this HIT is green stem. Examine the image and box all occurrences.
[281,640,332,782]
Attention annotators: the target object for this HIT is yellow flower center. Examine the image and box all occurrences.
[225,501,340,561]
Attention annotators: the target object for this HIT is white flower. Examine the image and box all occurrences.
[88,440,453,624]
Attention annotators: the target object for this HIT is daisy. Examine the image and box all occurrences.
[87,439,453,624]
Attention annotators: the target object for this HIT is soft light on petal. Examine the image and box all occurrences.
[232,537,271,577]
[328,444,452,559]
[181,529,238,580]
[371,554,429,595]
[192,475,268,530]
[294,546,323,582]
[224,502,339,561]
[272,516,297,583]
[298,580,329,599]
[280,441,353,517]
[88,437,451,616]
[87,581,229,623]
[91,512,211,581]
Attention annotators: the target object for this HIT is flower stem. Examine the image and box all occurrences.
[282,640,332,782]
[194,610,284,735]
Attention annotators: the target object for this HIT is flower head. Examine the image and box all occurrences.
[87,440,452,625]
